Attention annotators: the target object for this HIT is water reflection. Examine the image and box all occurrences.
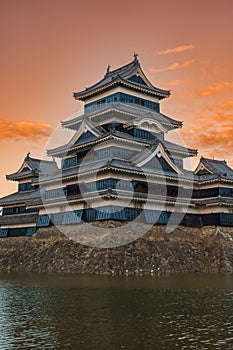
[0,281,59,349]
[0,273,232,349]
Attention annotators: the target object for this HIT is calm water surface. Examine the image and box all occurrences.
[0,273,232,350]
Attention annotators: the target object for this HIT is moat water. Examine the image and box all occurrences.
[0,273,232,350]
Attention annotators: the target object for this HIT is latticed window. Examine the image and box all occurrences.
[3,206,26,215]
[144,210,170,224]
[192,188,219,198]
[45,188,66,199]
[85,92,160,113]
[8,228,28,237]
[219,188,233,197]
[126,207,142,221]
[95,206,128,221]
[96,179,116,191]
[133,128,155,140]
[84,208,96,221]
[18,182,33,192]
[158,211,171,224]
[3,207,14,215]
[62,210,83,224]
[26,227,36,236]
[62,156,78,169]
[201,213,219,225]
[0,229,8,238]
[37,214,50,227]
[220,213,233,225]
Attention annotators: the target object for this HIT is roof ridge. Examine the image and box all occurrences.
[201,156,226,164]
[27,156,56,164]
[74,54,170,101]
[84,57,137,92]
[105,58,138,77]
[120,76,170,94]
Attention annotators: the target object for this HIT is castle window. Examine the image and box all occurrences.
[18,182,33,192]
[85,93,159,113]
[167,186,178,197]
[66,184,80,197]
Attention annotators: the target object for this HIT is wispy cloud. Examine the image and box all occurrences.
[195,82,233,97]
[212,113,233,122]
[158,44,195,55]
[150,59,195,73]
[181,113,233,164]
[215,100,233,111]
[0,116,52,141]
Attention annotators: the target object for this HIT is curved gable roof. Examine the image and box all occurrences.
[195,157,233,180]
[6,154,58,181]
[73,55,171,101]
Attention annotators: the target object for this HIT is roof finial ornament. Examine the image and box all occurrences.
[26,152,30,158]
[104,64,111,77]
[134,52,138,61]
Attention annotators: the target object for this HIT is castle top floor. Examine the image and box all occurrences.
[73,54,171,115]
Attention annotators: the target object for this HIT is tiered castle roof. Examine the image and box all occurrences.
[61,103,183,131]
[0,154,57,205]
[73,54,171,101]
[195,157,233,182]
[48,56,196,168]
[6,153,58,181]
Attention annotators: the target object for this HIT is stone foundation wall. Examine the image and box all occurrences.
[0,223,233,274]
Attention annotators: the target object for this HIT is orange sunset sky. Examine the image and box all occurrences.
[0,0,233,197]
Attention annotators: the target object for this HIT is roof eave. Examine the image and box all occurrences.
[6,172,38,181]
[73,79,170,101]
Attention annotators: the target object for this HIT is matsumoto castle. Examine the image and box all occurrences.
[0,54,233,237]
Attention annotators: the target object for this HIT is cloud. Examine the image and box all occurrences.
[158,44,195,55]
[181,113,233,165]
[150,59,195,73]
[195,82,233,97]
[212,113,233,121]
[215,100,233,111]
[0,116,52,142]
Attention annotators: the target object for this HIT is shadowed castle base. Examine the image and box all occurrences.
[0,223,233,274]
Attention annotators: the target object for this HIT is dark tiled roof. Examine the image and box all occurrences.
[109,103,182,129]
[196,157,233,180]
[194,196,233,206]
[6,170,33,180]
[6,154,58,181]
[162,139,197,157]
[27,156,58,174]
[47,133,111,157]
[47,126,196,161]
[73,56,170,100]
[0,213,38,225]
[0,189,41,205]
[61,103,182,131]
[111,159,194,180]
[38,159,109,183]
